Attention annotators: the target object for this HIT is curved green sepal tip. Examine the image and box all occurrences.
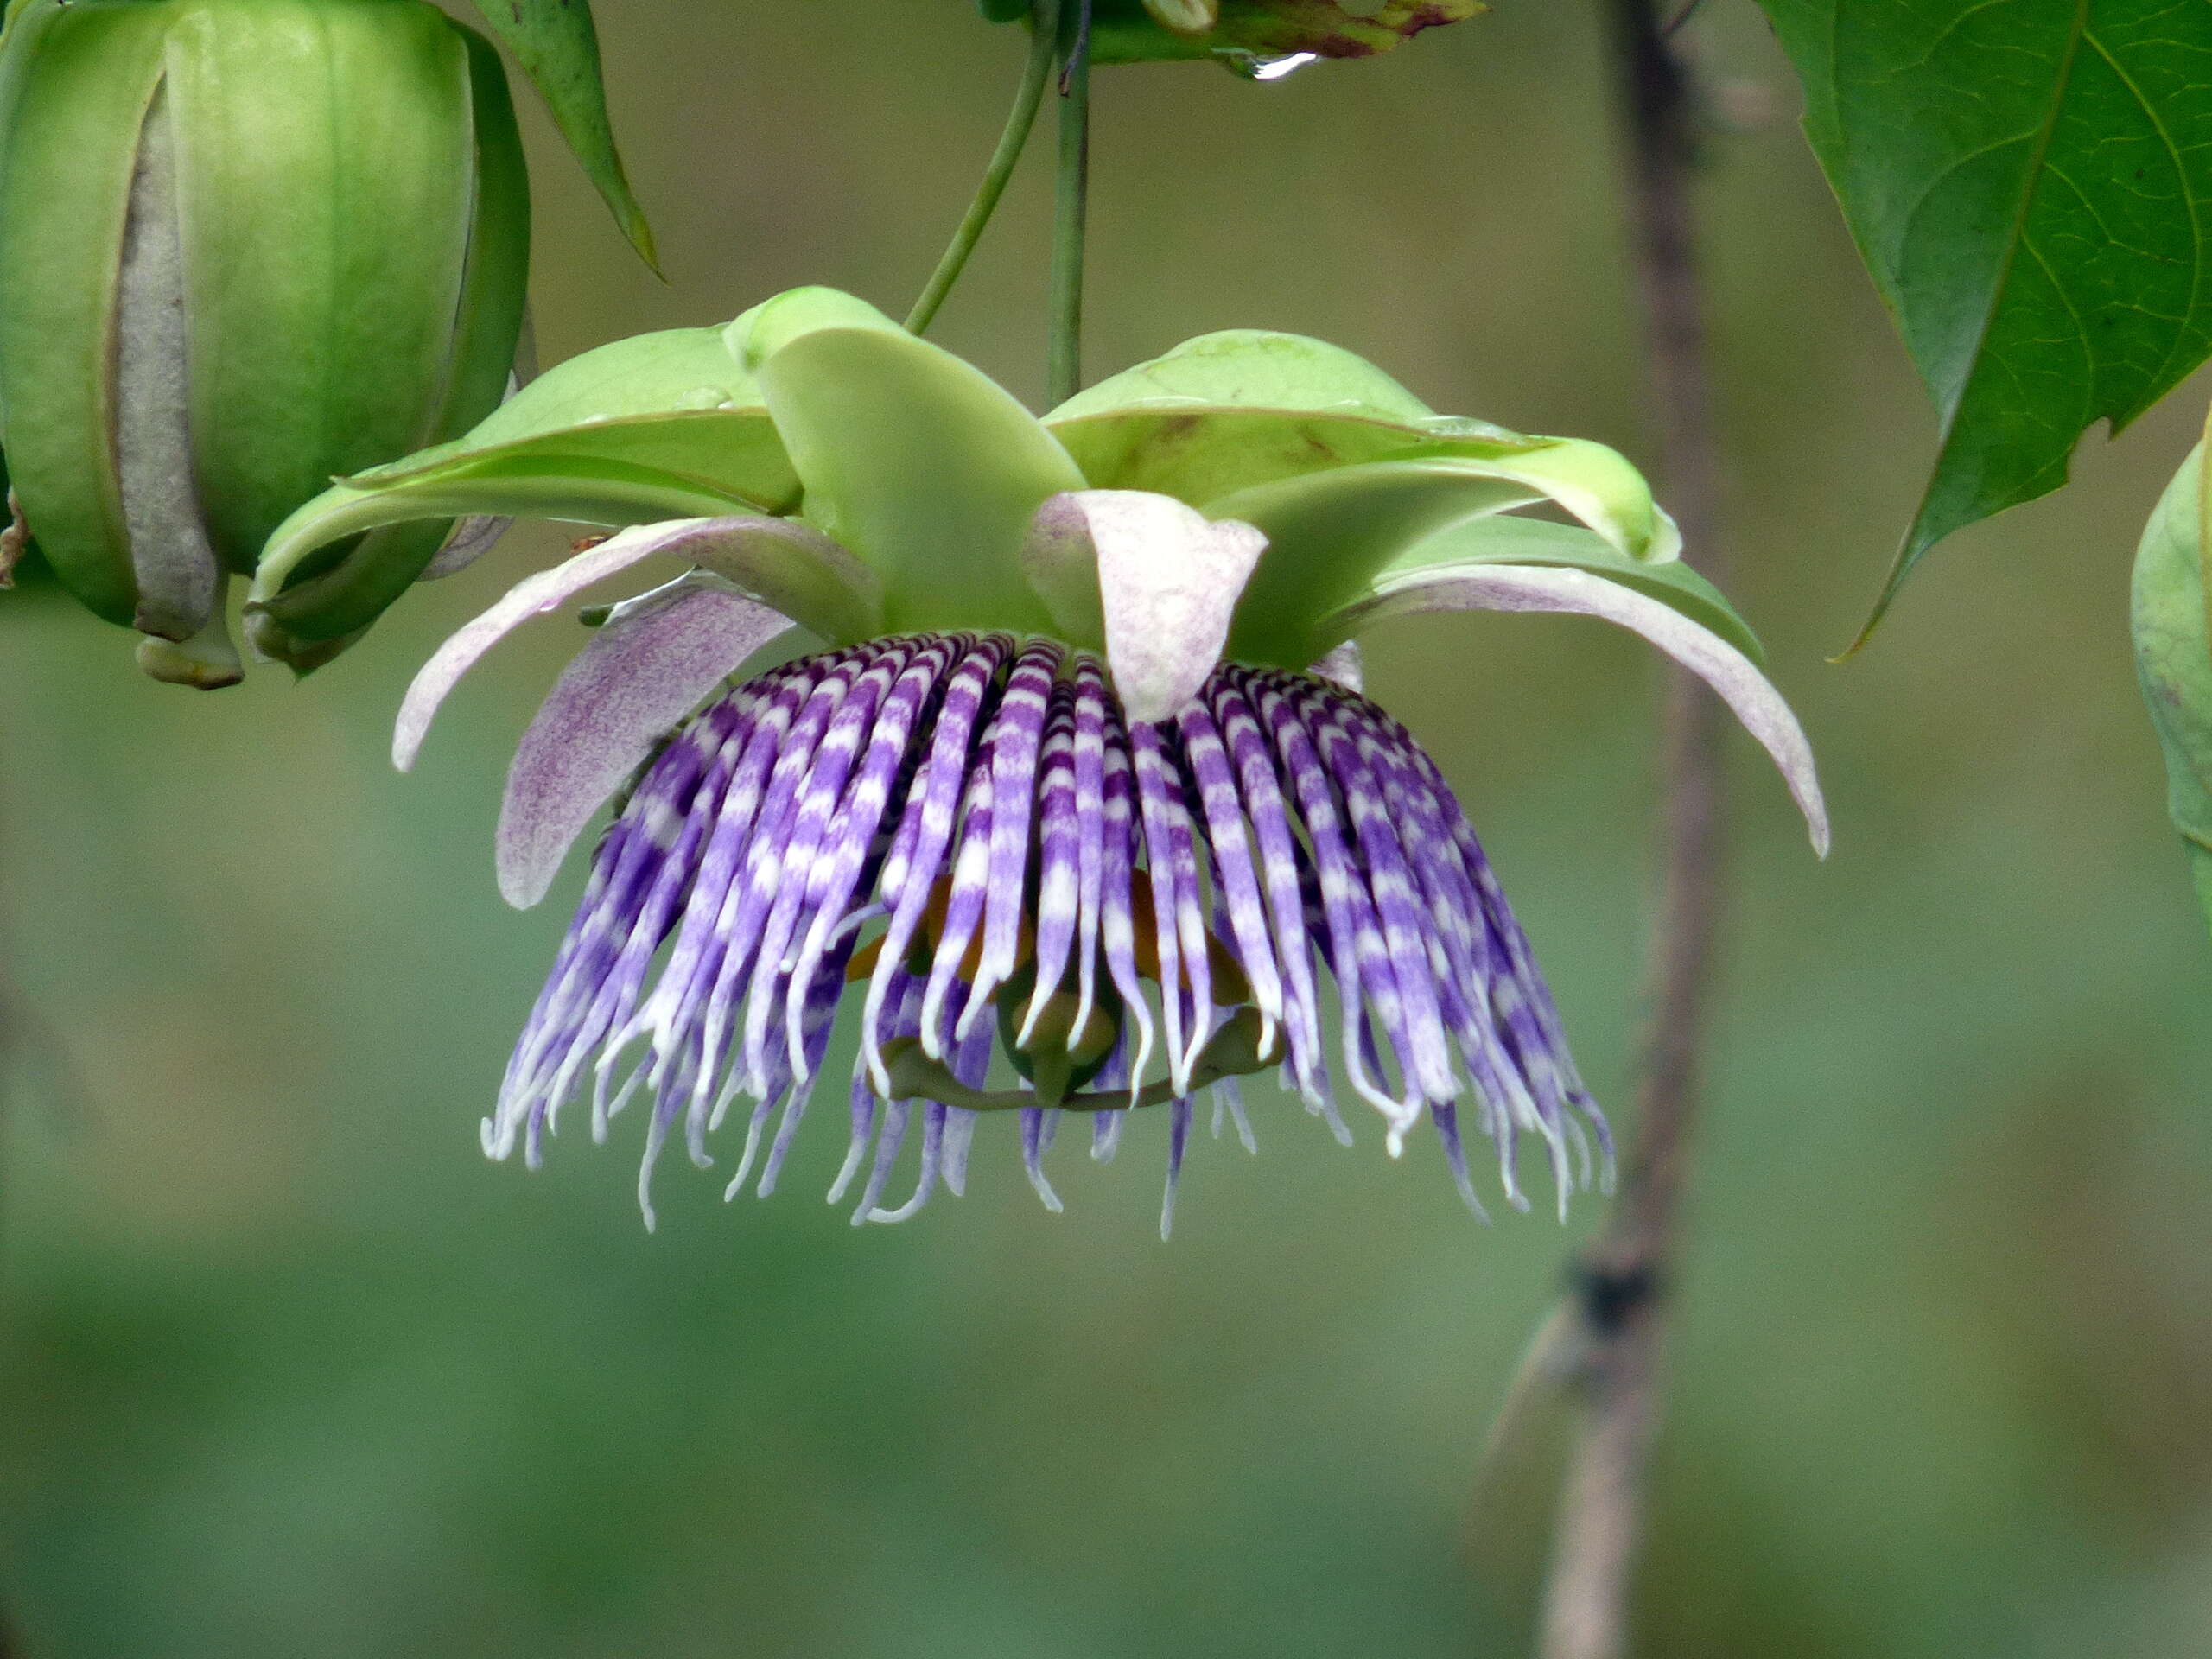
[2131,430,2212,944]
[1046,330,1670,568]
[742,288,1082,632]
[1049,329,1437,424]
[360,325,779,484]
[1355,517,1763,664]
[1048,328,1446,505]
[247,518,453,647]
[730,286,910,370]
[252,326,798,606]
[1212,454,1680,668]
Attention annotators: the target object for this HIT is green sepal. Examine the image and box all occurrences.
[362,324,784,494]
[463,0,654,269]
[1346,516,1764,665]
[230,24,531,654]
[246,20,535,653]
[739,286,1083,633]
[2131,429,2212,944]
[438,25,534,463]
[1047,327,1439,505]
[729,286,906,366]
[1046,329,1673,572]
[253,326,797,607]
[1053,327,1436,422]
[208,6,532,658]
[0,0,170,627]
[169,0,481,573]
[1212,456,1678,669]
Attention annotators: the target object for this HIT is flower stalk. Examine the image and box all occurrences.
[906,3,1059,335]
[1049,0,1092,406]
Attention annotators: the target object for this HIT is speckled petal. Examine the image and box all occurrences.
[395,517,847,772]
[496,576,792,908]
[1025,490,1265,722]
[1338,563,1828,855]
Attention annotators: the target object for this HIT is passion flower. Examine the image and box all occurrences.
[266,287,1826,1232]
[0,0,530,684]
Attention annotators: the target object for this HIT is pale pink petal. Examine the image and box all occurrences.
[420,512,512,580]
[1309,640,1363,691]
[1341,563,1828,854]
[393,516,870,772]
[1023,490,1264,724]
[497,576,791,908]
[586,517,880,645]
[395,536,690,772]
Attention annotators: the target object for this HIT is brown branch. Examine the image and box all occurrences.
[1535,2,1729,1656]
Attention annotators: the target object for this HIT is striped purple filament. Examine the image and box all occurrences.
[487,632,1611,1233]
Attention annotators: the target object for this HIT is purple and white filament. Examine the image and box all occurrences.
[486,632,1610,1232]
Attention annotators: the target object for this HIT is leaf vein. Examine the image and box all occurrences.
[2082,25,2209,401]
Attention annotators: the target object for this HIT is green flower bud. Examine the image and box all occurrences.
[2132,428,2212,941]
[0,0,530,684]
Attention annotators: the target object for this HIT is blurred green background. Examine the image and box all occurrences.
[6,3,2211,1654]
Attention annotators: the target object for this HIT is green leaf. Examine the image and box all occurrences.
[2131,423,2212,941]
[467,0,655,269]
[1758,0,2212,644]
[1048,330,1675,561]
[739,287,1084,633]
[1368,516,1764,664]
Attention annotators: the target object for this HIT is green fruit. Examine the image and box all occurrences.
[2132,429,2212,943]
[0,0,530,683]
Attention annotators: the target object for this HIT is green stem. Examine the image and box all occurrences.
[1535,2,1728,1655]
[1046,1,1091,408]
[904,4,1058,336]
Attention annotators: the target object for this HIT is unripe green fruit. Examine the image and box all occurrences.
[2133,431,2212,942]
[0,0,531,683]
